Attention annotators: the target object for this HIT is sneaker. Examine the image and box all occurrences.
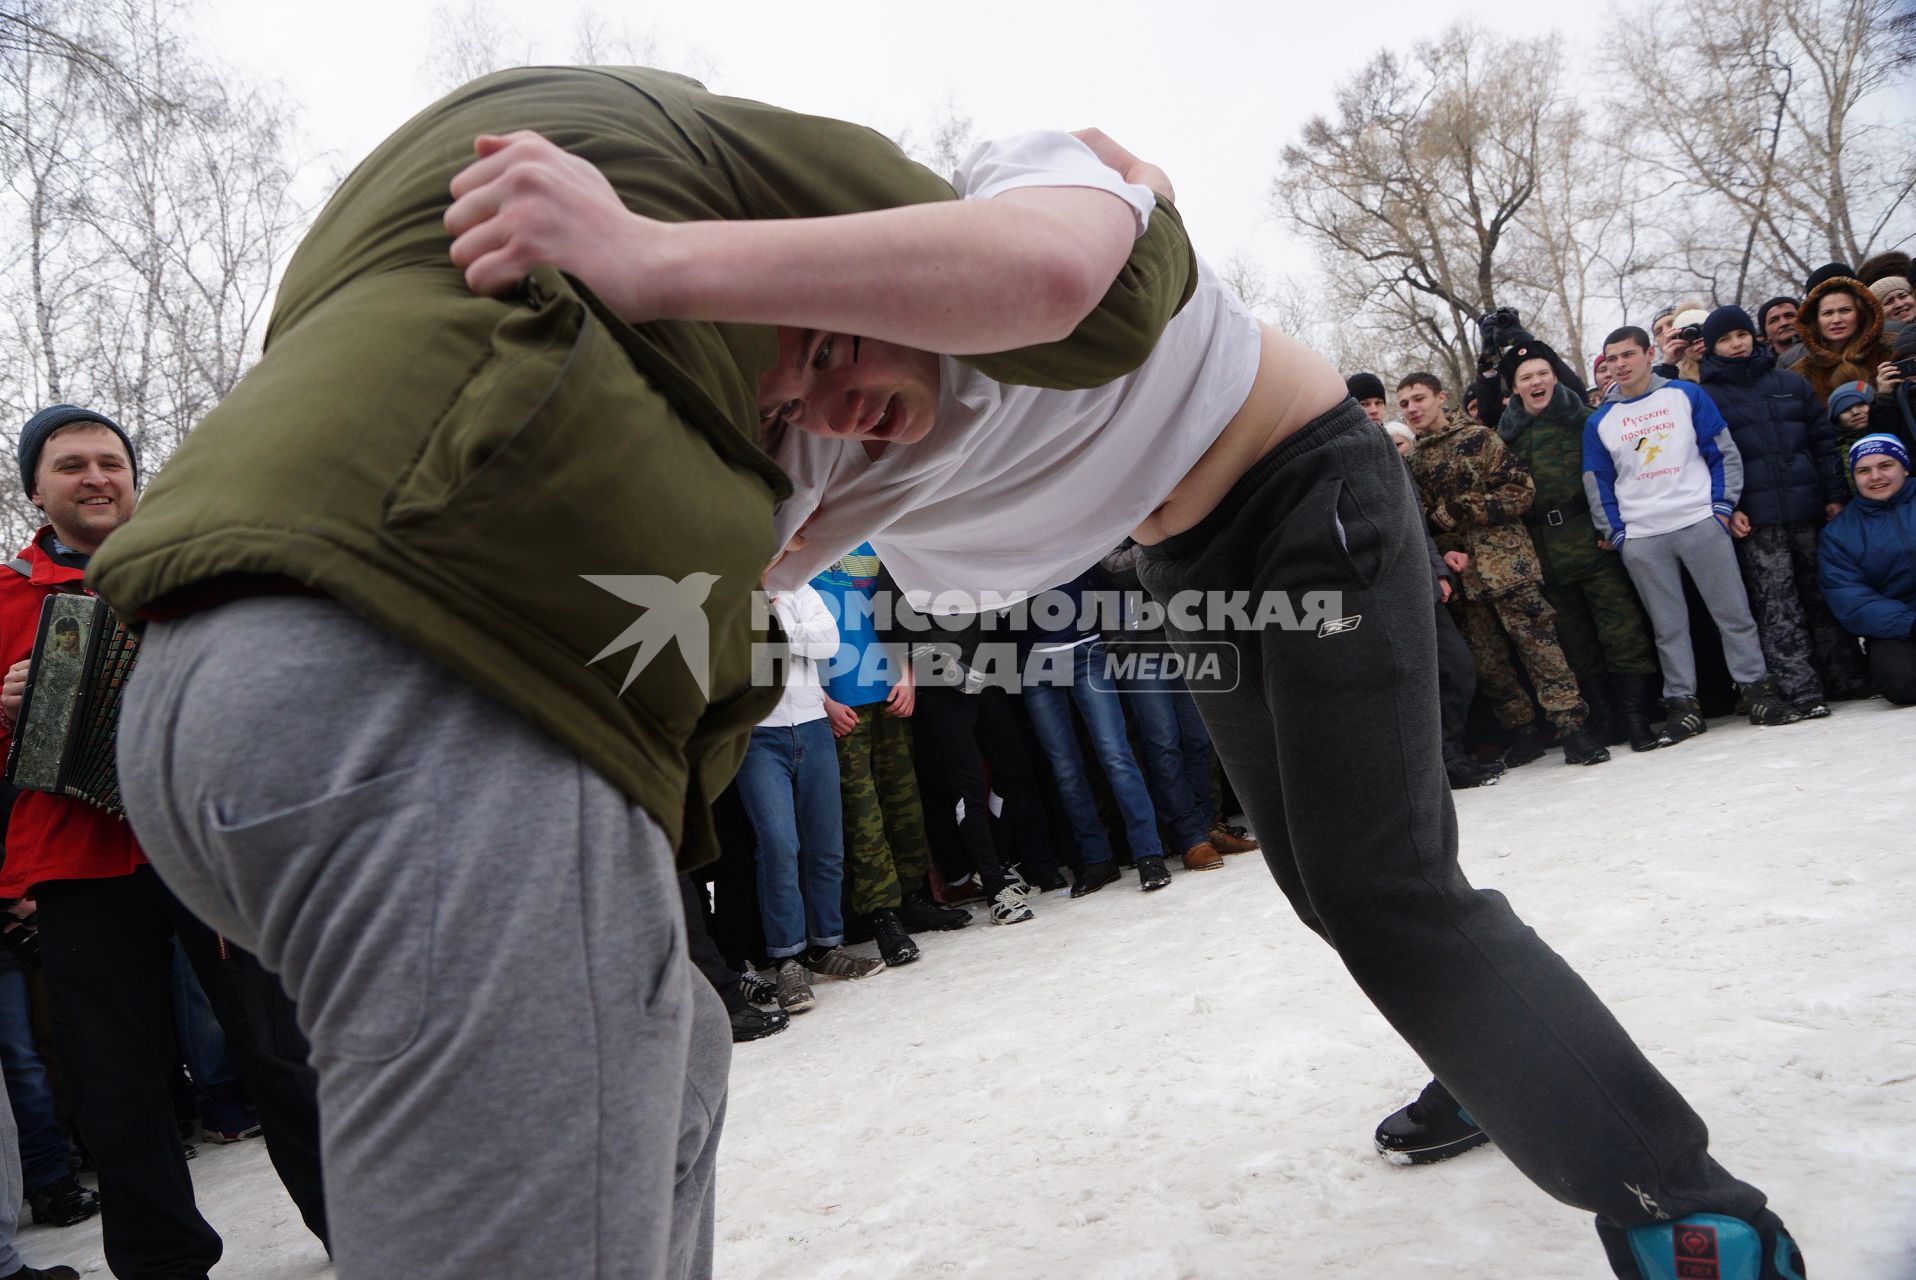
[1796,700,1831,719]
[900,888,971,932]
[1136,855,1172,890]
[805,945,886,981]
[1069,861,1122,899]
[729,1003,790,1043]
[1373,1079,1490,1166]
[737,965,779,1006]
[867,909,921,966]
[773,960,815,1013]
[1002,866,1036,901]
[1207,822,1260,855]
[1740,677,1804,727]
[1502,722,1549,767]
[1559,725,1612,766]
[1603,1209,1806,1280]
[1446,755,1503,789]
[988,884,1035,925]
[1,1264,81,1279]
[1657,696,1708,746]
[26,1175,98,1227]
[198,1083,263,1145]
[1180,841,1223,871]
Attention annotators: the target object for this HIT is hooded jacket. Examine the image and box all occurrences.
[1794,276,1893,400]
[1698,347,1844,526]
[1817,480,1916,640]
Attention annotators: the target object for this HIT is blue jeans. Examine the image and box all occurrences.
[735,719,846,958]
[170,936,239,1106]
[1022,641,1162,864]
[1120,669,1215,852]
[0,965,71,1192]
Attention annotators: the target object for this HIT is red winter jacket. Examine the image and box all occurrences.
[0,530,143,895]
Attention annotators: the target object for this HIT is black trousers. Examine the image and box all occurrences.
[678,874,743,1012]
[912,685,1059,891]
[1137,400,1770,1248]
[36,865,327,1278]
[1868,634,1916,704]
[1433,597,1477,759]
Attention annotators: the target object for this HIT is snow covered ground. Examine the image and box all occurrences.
[14,701,1913,1277]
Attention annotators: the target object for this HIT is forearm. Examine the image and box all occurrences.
[645,188,1137,353]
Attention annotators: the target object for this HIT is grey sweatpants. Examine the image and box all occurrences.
[1618,516,1769,697]
[118,597,730,1280]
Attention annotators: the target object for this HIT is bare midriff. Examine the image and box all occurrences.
[1131,322,1348,544]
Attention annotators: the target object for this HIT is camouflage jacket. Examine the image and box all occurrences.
[1409,415,1541,599]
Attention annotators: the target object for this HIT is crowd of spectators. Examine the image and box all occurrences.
[687,253,1916,1046]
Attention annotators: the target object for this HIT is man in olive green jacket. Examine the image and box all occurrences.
[94,68,1193,1280]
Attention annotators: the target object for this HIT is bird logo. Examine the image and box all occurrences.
[1634,434,1664,468]
[581,572,721,698]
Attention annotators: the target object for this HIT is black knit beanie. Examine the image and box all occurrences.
[1345,372,1387,403]
[1702,305,1756,351]
[1804,263,1854,294]
[1755,296,1797,338]
[18,404,139,496]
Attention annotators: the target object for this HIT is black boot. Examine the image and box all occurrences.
[867,908,921,965]
[1579,671,1626,747]
[1502,721,1548,768]
[1616,673,1663,753]
[1444,751,1503,789]
[1559,723,1611,765]
[899,888,970,932]
[1374,1078,1490,1165]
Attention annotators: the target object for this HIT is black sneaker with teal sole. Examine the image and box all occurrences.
[1373,1078,1490,1165]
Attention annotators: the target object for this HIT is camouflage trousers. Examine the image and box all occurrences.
[835,703,930,916]
[1453,584,1588,732]
[1733,521,1872,704]
[1539,555,1659,679]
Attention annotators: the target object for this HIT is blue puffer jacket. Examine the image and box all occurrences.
[1699,348,1845,526]
[1818,481,1916,640]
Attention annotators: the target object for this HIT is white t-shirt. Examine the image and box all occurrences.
[766,131,1263,614]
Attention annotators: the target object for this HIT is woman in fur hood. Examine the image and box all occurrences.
[1795,273,1893,400]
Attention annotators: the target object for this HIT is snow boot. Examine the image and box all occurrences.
[1560,724,1612,765]
[1502,721,1549,768]
[1738,676,1804,727]
[1373,1078,1489,1165]
[1657,695,1707,746]
[1599,1209,1806,1280]
[1069,861,1121,898]
[1616,673,1662,752]
[1445,753,1503,789]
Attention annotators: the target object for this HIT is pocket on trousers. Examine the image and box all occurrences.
[1262,476,1379,593]
[205,766,440,1065]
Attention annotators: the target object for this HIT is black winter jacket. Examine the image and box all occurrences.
[1699,348,1844,526]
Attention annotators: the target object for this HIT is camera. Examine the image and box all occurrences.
[1677,324,1704,344]
[1477,307,1525,349]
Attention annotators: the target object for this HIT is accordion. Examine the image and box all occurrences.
[3,594,140,818]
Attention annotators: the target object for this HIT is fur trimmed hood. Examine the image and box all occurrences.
[1795,275,1891,399]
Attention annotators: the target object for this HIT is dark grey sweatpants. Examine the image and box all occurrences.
[118,597,729,1280]
[1137,401,1773,1248]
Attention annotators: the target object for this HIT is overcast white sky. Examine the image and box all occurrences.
[196,0,1584,287]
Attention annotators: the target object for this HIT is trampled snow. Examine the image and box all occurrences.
[16,702,1913,1277]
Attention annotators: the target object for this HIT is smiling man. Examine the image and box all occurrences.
[93,68,1807,1280]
